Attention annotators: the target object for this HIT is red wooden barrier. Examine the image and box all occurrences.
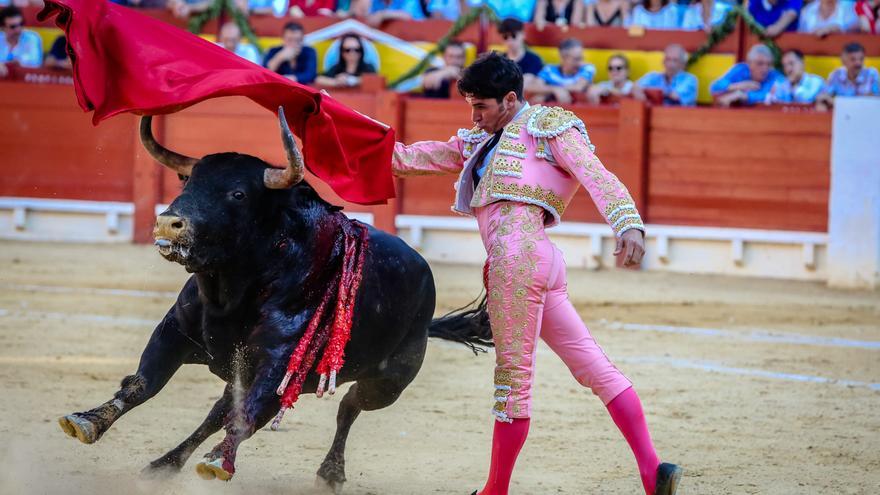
[0,81,834,242]
[646,106,831,232]
[0,82,136,202]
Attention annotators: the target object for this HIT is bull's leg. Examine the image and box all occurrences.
[142,384,233,476]
[314,385,362,494]
[195,349,284,482]
[58,312,195,444]
[316,328,429,494]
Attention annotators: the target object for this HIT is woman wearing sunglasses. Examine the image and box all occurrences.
[315,34,377,88]
[588,54,634,103]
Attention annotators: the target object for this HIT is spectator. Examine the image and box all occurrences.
[588,53,634,103]
[816,42,880,109]
[533,37,595,104]
[0,6,41,77]
[765,49,824,104]
[263,22,317,83]
[367,0,427,24]
[498,17,544,90]
[475,0,538,23]
[110,0,169,6]
[168,0,213,19]
[344,0,371,16]
[44,34,71,70]
[798,0,858,34]
[748,0,800,37]
[427,0,465,19]
[236,0,289,15]
[629,0,679,29]
[681,0,734,31]
[855,0,879,33]
[168,0,211,19]
[585,0,629,27]
[634,43,699,106]
[287,0,337,16]
[216,22,260,65]
[421,41,467,98]
[710,44,782,106]
[534,0,585,30]
[315,34,377,87]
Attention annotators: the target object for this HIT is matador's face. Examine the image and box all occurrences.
[466,92,519,134]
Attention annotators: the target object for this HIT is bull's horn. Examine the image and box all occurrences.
[139,116,197,176]
[264,106,305,189]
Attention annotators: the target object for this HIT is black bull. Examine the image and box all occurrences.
[57,109,490,491]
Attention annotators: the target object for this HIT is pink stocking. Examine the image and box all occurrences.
[478,418,531,495]
[606,387,661,495]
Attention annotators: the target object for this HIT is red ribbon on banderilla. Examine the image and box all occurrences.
[271,220,369,430]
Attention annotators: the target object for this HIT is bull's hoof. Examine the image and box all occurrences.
[315,475,345,495]
[58,414,98,444]
[195,457,234,482]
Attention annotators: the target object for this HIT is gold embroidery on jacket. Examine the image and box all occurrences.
[393,145,463,176]
[491,183,566,218]
[492,157,523,177]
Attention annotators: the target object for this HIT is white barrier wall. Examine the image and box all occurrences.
[827,98,880,290]
[396,216,829,282]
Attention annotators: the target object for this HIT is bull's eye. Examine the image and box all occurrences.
[231,191,246,201]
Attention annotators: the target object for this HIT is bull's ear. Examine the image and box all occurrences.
[264,107,305,189]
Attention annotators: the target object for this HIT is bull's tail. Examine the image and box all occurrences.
[428,294,493,355]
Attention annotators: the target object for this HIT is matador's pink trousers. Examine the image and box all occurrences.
[475,201,661,495]
[476,201,632,421]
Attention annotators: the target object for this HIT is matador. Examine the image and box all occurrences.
[391,52,682,495]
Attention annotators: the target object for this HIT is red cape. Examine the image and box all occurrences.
[38,0,395,205]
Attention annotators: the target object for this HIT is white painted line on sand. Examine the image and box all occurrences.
[621,356,880,391]
[429,341,880,391]
[0,308,156,327]
[0,283,178,299]
[608,322,880,350]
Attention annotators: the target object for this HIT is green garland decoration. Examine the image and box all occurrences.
[388,5,498,89]
[188,0,263,56]
[687,6,782,70]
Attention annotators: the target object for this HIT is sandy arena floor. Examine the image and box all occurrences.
[0,240,878,495]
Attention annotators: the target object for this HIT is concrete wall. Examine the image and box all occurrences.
[827,98,880,290]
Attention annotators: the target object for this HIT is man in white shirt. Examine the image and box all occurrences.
[216,22,261,65]
[0,6,42,77]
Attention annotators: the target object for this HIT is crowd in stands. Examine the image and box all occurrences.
[1,3,877,108]
[88,0,880,35]
[2,0,877,34]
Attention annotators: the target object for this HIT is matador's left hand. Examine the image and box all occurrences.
[614,229,645,267]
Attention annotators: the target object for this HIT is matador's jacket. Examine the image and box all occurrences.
[391,104,645,237]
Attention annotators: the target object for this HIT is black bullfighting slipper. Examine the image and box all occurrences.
[655,462,683,495]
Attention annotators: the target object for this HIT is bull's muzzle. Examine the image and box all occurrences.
[153,214,191,262]
[153,214,187,242]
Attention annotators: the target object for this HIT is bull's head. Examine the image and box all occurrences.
[143,107,306,272]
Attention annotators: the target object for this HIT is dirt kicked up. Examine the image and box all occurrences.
[0,240,878,495]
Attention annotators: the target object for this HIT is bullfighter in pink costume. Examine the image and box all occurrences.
[392,53,682,495]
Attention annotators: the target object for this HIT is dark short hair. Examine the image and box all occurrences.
[457,51,523,102]
[1,6,23,25]
[559,38,582,52]
[843,42,865,55]
[498,18,524,36]
[445,41,465,53]
[283,21,304,34]
[784,49,804,61]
